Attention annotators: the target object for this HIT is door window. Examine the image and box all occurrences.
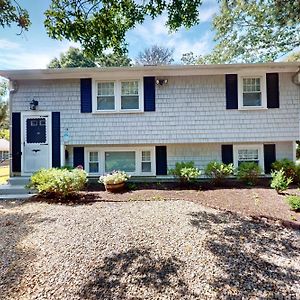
[26,118,47,143]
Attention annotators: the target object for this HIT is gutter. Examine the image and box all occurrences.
[292,66,300,85]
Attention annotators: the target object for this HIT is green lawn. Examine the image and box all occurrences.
[0,166,9,185]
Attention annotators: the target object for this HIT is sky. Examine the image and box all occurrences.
[0,0,218,70]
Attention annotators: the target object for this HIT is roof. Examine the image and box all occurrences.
[0,139,9,151]
[0,62,299,81]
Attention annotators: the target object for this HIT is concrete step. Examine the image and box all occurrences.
[8,177,31,186]
[0,194,36,200]
[0,184,35,195]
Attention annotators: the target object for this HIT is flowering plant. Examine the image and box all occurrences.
[99,171,131,185]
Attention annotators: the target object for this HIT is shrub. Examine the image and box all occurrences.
[286,195,300,211]
[205,161,234,184]
[168,161,201,184]
[27,167,87,198]
[99,171,130,185]
[270,169,293,193]
[237,162,262,186]
[272,159,297,182]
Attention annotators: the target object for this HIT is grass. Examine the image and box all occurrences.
[0,166,9,184]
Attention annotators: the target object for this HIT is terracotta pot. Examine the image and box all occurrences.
[105,182,125,193]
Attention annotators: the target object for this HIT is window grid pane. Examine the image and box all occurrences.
[238,149,259,161]
[243,78,261,92]
[89,152,98,162]
[98,82,114,96]
[121,81,138,95]
[142,151,151,162]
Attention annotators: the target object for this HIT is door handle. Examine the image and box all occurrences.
[32,149,40,153]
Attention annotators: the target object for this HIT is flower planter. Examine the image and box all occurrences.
[105,182,125,193]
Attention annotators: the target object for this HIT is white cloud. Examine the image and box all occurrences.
[198,5,218,23]
[0,41,80,69]
[0,39,20,50]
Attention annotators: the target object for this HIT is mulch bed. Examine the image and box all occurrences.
[30,183,300,229]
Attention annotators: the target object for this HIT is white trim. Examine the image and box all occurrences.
[238,73,267,110]
[84,146,155,176]
[92,78,144,113]
[233,144,265,173]
[292,141,297,163]
[21,111,52,176]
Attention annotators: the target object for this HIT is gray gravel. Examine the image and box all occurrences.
[0,200,299,300]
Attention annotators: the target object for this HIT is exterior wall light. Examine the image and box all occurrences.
[29,99,39,110]
[156,79,168,86]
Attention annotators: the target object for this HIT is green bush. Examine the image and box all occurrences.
[272,159,297,182]
[168,161,201,184]
[270,169,293,193]
[27,167,88,198]
[286,195,300,211]
[205,161,234,184]
[237,162,262,186]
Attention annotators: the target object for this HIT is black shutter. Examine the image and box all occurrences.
[144,77,155,111]
[73,147,84,168]
[156,146,167,175]
[264,144,276,174]
[222,145,233,164]
[80,78,92,113]
[11,112,21,172]
[225,74,238,109]
[52,112,61,168]
[266,73,279,108]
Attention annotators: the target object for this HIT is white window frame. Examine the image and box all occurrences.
[96,81,116,112]
[92,79,144,113]
[238,73,267,110]
[84,146,155,176]
[88,151,100,174]
[233,144,264,173]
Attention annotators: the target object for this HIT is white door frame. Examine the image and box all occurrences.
[21,111,52,176]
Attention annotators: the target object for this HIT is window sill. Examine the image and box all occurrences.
[92,110,144,115]
[238,107,268,111]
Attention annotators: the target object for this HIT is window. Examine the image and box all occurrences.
[105,151,136,173]
[121,81,139,109]
[237,149,259,166]
[94,79,142,112]
[242,77,261,107]
[238,74,266,109]
[233,144,264,172]
[89,151,99,173]
[97,82,115,110]
[0,151,9,160]
[141,151,151,172]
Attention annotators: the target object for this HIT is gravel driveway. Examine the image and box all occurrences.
[1,200,299,299]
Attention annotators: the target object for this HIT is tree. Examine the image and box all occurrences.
[48,47,132,68]
[183,0,300,64]
[136,45,174,65]
[48,47,97,68]
[0,0,30,32]
[0,81,8,129]
[286,51,300,62]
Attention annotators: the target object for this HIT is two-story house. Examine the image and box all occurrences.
[1,62,299,178]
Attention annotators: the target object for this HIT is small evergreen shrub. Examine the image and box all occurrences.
[272,159,297,182]
[270,169,293,193]
[168,161,201,184]
[237,162,262,186]
[286,195,300,211]
[27,167,87,198]
[205,161,234,184]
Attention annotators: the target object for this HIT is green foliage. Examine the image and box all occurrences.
[96,52,132,67]
[0,0,30,31]
[136,45,174,65]
[286,195,300,211]
[237,162,262,186]
[99,171,130,185]
[0,81,8,129]
[272,159,297,182]
[169,161,201,183]
[205,161,234,184]
[27,168,87,198]
[44,0,202,56]
[286,51,300,62]
[270,169,293,193]
[0,129,9,140]
[48,47,96,68]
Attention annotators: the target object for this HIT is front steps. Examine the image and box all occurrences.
[0,177,35,200]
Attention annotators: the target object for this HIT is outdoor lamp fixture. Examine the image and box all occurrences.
[29,99,39,110]
[156,79,168,86]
